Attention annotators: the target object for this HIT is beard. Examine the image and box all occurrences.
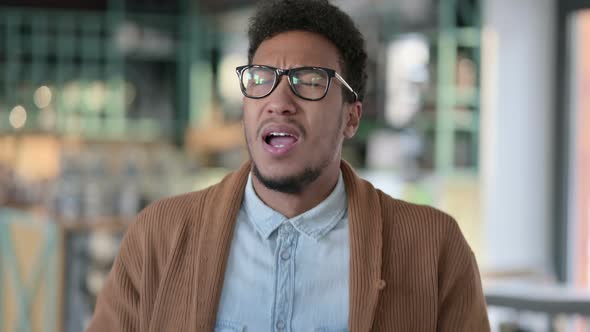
[251,159,328,194]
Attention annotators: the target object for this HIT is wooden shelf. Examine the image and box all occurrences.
[1,205,131,233]
[58,217,131,233]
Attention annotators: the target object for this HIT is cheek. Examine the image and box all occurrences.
[242,118,258,148]
[309,112,345,143]
[242,105,258,134]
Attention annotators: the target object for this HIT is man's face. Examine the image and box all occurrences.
[243,30,361,194]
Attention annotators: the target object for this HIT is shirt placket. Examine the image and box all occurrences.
[272,222,298,332]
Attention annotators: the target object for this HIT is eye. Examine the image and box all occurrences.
[293,70,328,88]
[243,68,275,89]
[252,74,271,86]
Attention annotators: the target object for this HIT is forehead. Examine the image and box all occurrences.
[252,30,343,72]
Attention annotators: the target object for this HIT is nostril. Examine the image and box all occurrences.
[266,107,296,115]
[265,95,297,115]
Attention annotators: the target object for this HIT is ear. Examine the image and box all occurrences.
[343,102,362,139]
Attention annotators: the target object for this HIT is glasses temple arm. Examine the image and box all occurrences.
[334,72,358,102]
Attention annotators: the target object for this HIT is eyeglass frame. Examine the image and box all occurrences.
[235,64,359,103]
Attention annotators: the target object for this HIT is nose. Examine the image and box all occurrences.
[264,76,297,116]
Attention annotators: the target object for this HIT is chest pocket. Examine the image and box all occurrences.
[214,320,245,332]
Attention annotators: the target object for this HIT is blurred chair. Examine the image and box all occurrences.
[0,208,60,332]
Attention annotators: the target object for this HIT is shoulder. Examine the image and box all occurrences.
[125,163,249,249]
[136,187,213,232]
[378,190,461,234]
[341,161,460,238]
[378,192,459,233]
[376,191,471,257]
[119,187,214,258]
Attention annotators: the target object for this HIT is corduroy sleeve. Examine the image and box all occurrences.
[436,223,490,332]
[87,219,144,332]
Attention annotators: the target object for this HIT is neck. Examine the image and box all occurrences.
[251,162,341,218]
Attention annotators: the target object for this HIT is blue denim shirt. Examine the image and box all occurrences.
[215,173,349,332]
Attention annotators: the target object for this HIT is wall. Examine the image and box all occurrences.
[481,0,556,276]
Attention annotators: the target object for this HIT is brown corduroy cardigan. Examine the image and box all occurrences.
[88,161,490,332]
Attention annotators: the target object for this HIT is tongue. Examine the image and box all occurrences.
[269,136,297,148]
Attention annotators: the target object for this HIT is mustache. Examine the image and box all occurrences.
[256,118,307,138]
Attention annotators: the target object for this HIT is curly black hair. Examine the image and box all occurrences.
[247,0,368,103]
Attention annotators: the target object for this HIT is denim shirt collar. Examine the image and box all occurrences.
[243,172,347,242]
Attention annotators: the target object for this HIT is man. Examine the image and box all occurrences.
[89,0,490,331]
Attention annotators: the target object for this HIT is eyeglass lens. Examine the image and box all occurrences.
[241,67,329,100]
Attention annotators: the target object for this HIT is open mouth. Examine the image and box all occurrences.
[263,132,299,148]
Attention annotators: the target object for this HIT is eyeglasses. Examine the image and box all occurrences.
[236,65,358,102]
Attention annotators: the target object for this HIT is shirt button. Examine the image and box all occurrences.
[280,250,291,260]
[276,319,286,330]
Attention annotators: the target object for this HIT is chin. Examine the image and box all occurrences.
[252,161,324,195]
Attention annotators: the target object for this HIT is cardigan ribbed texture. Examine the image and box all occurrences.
[88,160,490,331]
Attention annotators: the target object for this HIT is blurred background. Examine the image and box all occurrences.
[0,0,588,331]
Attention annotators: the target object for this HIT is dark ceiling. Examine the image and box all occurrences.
[0,0,256,13]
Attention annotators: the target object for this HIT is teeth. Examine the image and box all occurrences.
[269,132,292,137]
[264,132,296,146]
